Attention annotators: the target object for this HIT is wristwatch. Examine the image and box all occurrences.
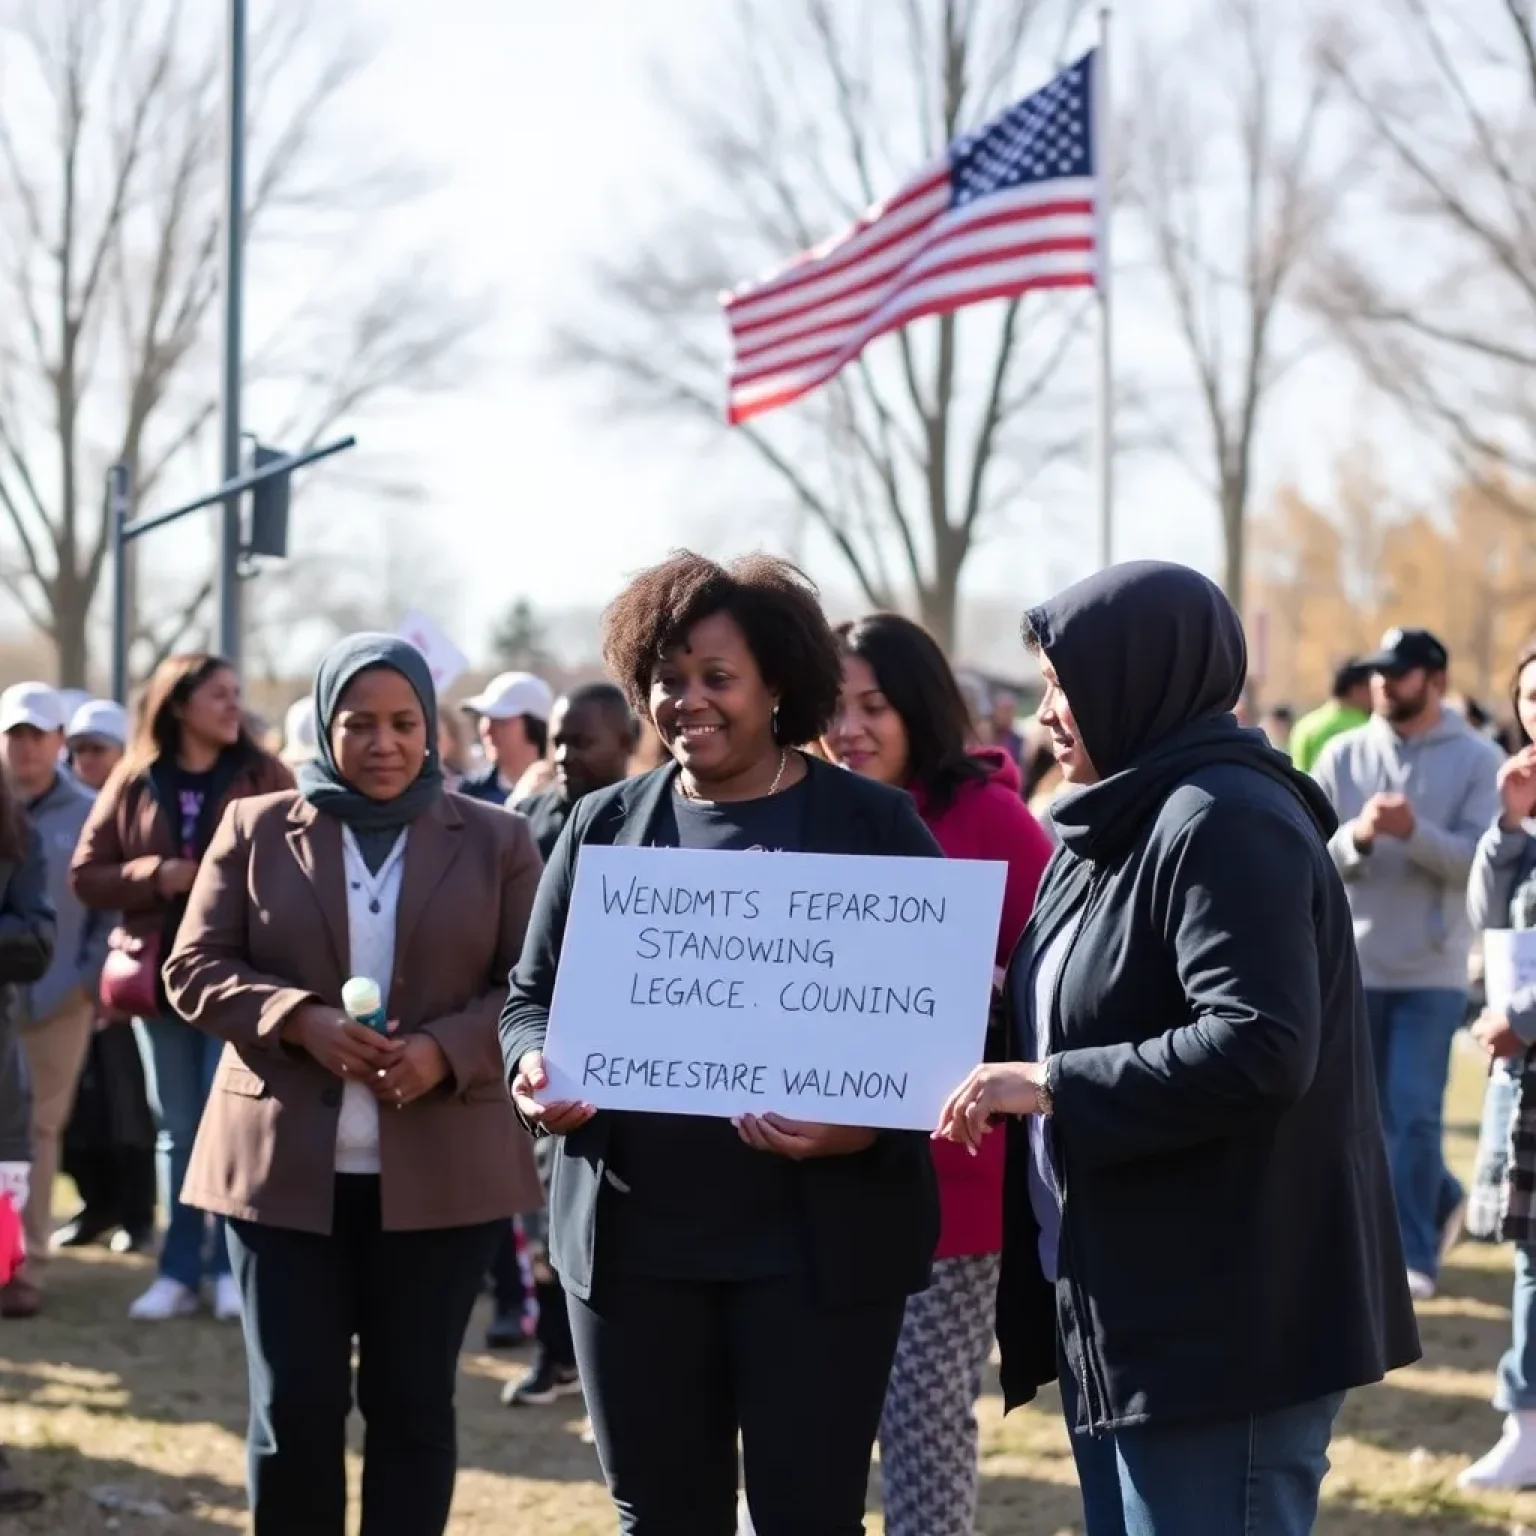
[1035,1058,1055,1118]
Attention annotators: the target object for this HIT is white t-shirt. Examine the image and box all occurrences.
[334,828,407,1174]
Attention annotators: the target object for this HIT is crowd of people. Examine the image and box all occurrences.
[0,553,1531,1531]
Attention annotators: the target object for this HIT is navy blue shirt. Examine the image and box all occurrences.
[604,780,810,1280]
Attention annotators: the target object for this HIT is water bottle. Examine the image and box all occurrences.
[342,976,388,1034]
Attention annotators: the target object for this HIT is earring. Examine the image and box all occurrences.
[771,704,780,741]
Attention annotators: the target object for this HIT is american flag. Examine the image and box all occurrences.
[721,51,1100,425]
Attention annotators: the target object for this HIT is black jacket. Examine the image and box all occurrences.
[500,755,943,1306]
[1000,562,1419,1432]
[515,788,572,862]
[0,820,57,1161]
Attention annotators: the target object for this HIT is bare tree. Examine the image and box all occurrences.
[0,0,481,686]
[1313,0,1536,511]
[553,0,1093,651]
[1124,0,1342,606]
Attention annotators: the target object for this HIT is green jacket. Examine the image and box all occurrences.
[1290,700,1368,775]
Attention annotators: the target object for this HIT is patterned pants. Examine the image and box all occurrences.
[878,1252,1002,1536]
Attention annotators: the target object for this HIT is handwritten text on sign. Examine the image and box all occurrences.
[541,846,1007,1131]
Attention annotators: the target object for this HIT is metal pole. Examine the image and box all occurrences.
[1094,6,1114,571]
[108,463,132,704]
[218,0,247,666]
[121,436,358,541]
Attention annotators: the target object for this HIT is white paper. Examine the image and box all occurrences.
[396,610,469,697]
[541,845,1008,1131]
[1484,928,1536,1016]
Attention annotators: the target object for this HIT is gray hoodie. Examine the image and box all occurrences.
[23,772,111,1026]
[1313,710,1502,991]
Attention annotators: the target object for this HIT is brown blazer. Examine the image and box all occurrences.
[162,790,544,1235]
[71,748,294,943]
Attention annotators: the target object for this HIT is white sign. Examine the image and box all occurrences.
[1484,928,1536,1017]
[397,610,469,697]
[541,845,1007,1131]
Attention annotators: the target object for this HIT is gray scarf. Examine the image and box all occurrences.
[297,633,444,868]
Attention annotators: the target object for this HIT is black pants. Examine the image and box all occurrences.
[227,1176,500,1536]
[570,1269,905,1536]
[65,1145,155,1231]
[535,1272,575,1369]
[487,1220,528,1317]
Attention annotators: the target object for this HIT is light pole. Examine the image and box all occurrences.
[218,0,247,665]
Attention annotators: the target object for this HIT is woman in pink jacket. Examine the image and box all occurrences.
[825,613,1051,1536]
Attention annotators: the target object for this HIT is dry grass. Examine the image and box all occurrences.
[3,1040,1535,1533]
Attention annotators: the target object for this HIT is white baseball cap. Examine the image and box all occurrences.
[66,699,129,747]
[460,671,554,722]
[282,695,318,766]
[0,681,68,735]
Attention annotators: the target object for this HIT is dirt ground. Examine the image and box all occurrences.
[3,1040,1535,1534]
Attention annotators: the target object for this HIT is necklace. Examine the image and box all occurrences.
[680,748,788,803]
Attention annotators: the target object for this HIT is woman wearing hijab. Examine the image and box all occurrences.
[162,635,543,1536]
[503,552,942,1536]
[936,563,1419,1535]
[824,613,1051,1536]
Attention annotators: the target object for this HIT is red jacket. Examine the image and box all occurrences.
[912,750,1052,1259]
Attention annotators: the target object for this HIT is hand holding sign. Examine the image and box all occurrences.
[513,1049,595,1135]
[1470,1010,1526,1062]
[734,1114,876,1160]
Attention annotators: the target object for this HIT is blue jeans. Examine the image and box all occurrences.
[1365,988,1466,1276]
[134,1016,228,1289]
[1062,1370,1345,1536]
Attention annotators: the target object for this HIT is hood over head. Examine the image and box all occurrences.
[1025,561,1246,779]
[1025,561,1336,860]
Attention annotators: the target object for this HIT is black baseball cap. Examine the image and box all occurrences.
[1361,627,1449,677]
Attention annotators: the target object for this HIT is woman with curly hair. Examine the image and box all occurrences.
[502,552,943,1536]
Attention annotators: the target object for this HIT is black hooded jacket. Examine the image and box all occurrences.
[997,561,1419,1431]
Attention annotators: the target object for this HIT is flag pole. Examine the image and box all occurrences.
[1094,5,1114,571]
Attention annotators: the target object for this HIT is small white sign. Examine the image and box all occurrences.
[397,610,469,697]
[541,845,1007,1131]
[1484,928,1536,1017]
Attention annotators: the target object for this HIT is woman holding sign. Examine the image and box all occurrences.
[936,562,1418,1536]
[1461,639,1536,1490]
[163,634,543,1536]
[825,612,1052,1536]
[504,552,944,1536]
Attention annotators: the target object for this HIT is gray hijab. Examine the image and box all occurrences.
[297,633,444,844]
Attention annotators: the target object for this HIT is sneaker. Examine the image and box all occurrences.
[0,1276,41,1319]
[213,1275,243,1322]
[502,1356,582,1407]
[110,1225,155,1256]
[128,1277,199,1321]
[1405,1269,1436,1302]
[51,1209,116,1250]
[1459,1412,1536,1490]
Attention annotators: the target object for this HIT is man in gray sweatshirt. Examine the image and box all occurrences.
[1314,628,1502,1302]
[0,683,111,1318]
